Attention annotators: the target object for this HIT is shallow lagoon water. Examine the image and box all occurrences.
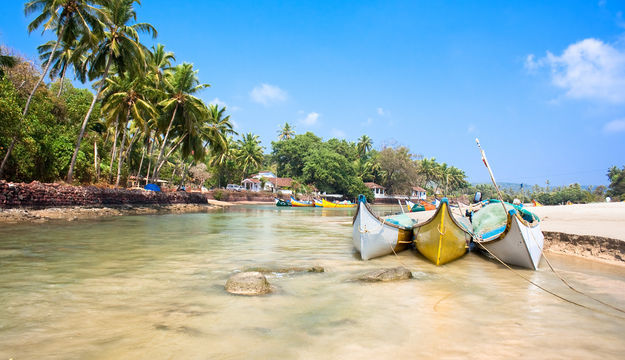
[1,205,624,359]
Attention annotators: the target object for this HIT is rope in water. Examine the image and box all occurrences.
[526,227,625,314]
[476,241,625,320]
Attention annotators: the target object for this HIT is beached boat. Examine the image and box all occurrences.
[314,199,323,207]
[275,198,291,207]
[290,197,314,207]
[473,203,544,270]
[352,195,414,260]
[406,200,426,212]
[322,198,356,208]
[413,197,473,265]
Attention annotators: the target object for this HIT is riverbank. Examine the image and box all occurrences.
[0,203,218,223]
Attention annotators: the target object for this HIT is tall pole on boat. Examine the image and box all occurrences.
[475,138,508,213]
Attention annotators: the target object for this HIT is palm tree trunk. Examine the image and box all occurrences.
[115,108,132,187]
[136,145,145,180]
[145,137,154,185]
[67,53,113,183]
[94,140,99,180]
[56,66,67,97]
[152,102,179,182]
[115,127,127,187]
[109,115,120,183]
[154,134,186,177]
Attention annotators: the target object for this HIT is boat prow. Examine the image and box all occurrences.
[413,198,472,265]
[475,209,544,270]
[352,195,414,260]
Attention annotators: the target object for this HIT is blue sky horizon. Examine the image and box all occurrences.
[1,0,624,187]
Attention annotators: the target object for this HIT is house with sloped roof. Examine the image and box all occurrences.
[411,186,427,200]
[241,176,293,193]
[364,182,386,199]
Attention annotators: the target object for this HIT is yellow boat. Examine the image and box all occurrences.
[322,198,356,208]
[413,197,473,265]
[290,196,314,207]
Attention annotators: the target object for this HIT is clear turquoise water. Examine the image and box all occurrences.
[1,205,624,359]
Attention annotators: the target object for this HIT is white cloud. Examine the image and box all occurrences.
[377,107,386,116]
[210,97,227,108]
[250,83,287,105]
[330,128,345,138]
[301,112,319,125]
[603,119,625,133]
[526,38,625,103]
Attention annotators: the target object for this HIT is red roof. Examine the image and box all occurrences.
[364,182,385,189]
[242,178,260,183]
[269,177,293,188]
[412,186,426,192]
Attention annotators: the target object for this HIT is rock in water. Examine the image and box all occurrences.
[225,272,272,295]
[357,267,413,282]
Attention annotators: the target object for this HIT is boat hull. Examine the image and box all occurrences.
[290,197,314,207]
[352,196,412,260]
[476,210,544,270]
[413,199,472,265]
[322,199,356,208]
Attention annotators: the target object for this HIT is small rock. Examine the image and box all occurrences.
[357,267,413,282]
[225,272,272,296]
[308,266,324,273]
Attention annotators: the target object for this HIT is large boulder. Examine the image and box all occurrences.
[357,267,413,282]
[225,272,272,295]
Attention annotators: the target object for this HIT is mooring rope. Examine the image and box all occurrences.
[524,226,625,314]
[476,241,625,320]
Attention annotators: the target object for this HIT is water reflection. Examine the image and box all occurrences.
[0,204,624,359]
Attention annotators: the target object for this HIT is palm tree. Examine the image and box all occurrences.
[235,132,264,178]
[37,38,86,96]
[152,63,209,182]
[357,134,372,158]
[418,157,438,187]
[67,0,157,183]
[100,74,156,186]
[146,43,175,88]
[23,0,102,115]
[278,122,295,140]
[0,0,102,178]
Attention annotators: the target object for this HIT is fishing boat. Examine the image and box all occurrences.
[352,195,414,260]
[314,199,323,207]
[275,198,291,207]
[290,196,314,207]
[406,200,426,212]
[413,197,473,265]
[473,203,544,270]
[322,198,356,208]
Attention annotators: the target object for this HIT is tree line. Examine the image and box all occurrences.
[0,0,262,188]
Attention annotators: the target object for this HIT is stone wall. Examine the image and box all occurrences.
[0,181,209,208]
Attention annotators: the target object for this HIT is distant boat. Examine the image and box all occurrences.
[322,198,356,208]
[314,199,323,207]
[406,200,426,212]
[473,202,544,270]
[413,198,473,265]
[352,195,414,260]
[275,198,291,207]
[290,197,314,207]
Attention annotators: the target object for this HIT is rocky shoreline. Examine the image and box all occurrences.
[0,203,218,223]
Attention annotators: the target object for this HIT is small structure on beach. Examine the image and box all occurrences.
[411,186,427,200]
[242,172,293,194]
[364,182,386,199]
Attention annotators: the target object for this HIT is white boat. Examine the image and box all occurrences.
[352,195,414,260]
[474,207,544,270]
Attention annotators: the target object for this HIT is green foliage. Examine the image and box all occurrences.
[607,166,625,200]
[213,189,225,201]
[271,132,322,178]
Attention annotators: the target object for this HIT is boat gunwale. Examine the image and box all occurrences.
[475,208,541,245]
[413,199,473,237]
[351,197,412,231]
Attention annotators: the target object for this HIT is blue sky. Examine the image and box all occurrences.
[1,0,624,186]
